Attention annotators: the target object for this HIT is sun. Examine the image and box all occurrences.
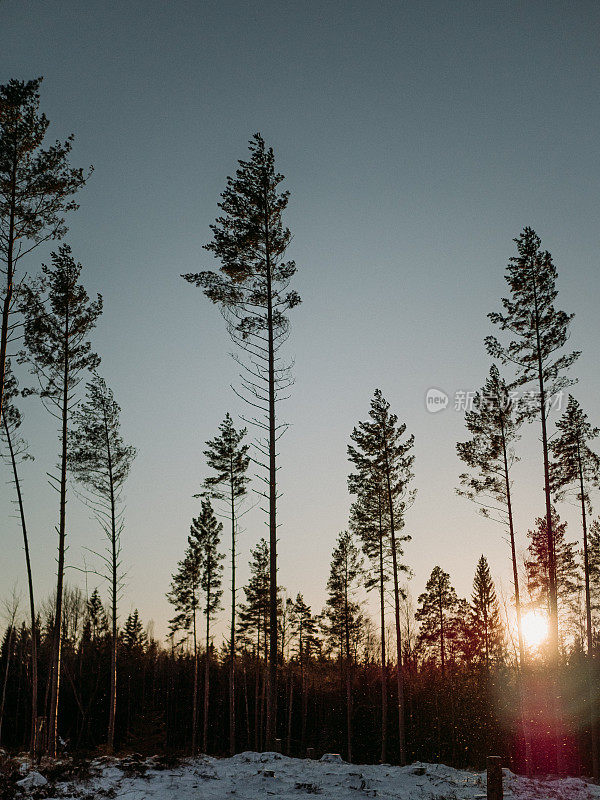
[521,610,549,649]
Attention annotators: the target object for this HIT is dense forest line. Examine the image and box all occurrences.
[1,76,600,778]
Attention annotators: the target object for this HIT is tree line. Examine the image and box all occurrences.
[1,76,600,777]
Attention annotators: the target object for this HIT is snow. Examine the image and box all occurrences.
[16,770,48,789]
[10,752,600,799]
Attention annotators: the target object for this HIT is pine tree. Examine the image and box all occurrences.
[85,589,108,642]
[416,566,459,678]
[322,531,364,763]
[349,474,391,762]
[348,389,414,764]
[121,610,147,652]
[20,244,101,756]
[0,77,88,428]
[470,556,503,670]
[525,509,581,636]
[68,373,136,752]
[456,366,525,665]
[549,396,600,778]
[486,227,579,677]
[456,364,533,768]
[183,134,300,747]
[238,538,270,750]
[167,515,204,754]
[201,413,249,754]
[288,594,319,754]
[195,499,224,753]
[0,361,38,753]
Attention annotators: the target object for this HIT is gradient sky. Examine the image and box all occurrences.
[1,0,600,641]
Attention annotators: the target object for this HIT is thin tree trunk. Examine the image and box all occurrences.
[254,629,260,751]
[203,595,210,753]
[263,184,277,750]
[300,655,308,755]
[578,440,599,781]
[382,447,406,765]
[500,413,532,772]
[229,473,236,755]
[192,605,198,755]
[4,418,38,756]
[48,298,70,758]
[378,498,387,763]
[439,587,445,679]
[243,663,251,748]
[344,571,352,763]
[104,410,118,754]
[286,665,293,755]
[531,272,562,772]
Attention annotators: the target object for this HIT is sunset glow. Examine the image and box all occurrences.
[522,610,549,649]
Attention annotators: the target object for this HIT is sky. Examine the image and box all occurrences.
[1,0,600,641]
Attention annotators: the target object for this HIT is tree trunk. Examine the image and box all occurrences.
[532,272,562,772]
[229,474,236,755]
[105,412,118,753]
[344,576,352,763]
[286,665,293,755]
[48,299,70,757]
[4,418,38,757]
[203,601,210,753]
[263,186,278,750]
[378,500,387,763]
[192,605,198,755]
[382,447,406,765]
[500,413,532,772]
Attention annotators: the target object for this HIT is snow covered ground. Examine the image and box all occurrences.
[9,751,600,800]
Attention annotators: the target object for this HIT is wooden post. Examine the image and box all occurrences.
[306,747,314,759]
[274,738,282,753]
[487,756,503,800]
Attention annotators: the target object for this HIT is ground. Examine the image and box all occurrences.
[5,751,600,799]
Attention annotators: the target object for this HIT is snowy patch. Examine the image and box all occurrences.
[16,770,48,789]
[9,753,600,800]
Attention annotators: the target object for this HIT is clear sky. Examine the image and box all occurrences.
[2,0,599,640]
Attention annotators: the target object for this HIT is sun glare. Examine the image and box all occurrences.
[522,610,549,649]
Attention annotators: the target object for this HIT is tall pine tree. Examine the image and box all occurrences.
[321,531,364,763]
[486,227,579,680]
[549,396,600,779]
[348,389,414,764]
[201,413,249,754]
[183,135,300,746]
[167,522,203,754]
[196,499,224,753]
[68,373,136,752]
[20,244,101,756]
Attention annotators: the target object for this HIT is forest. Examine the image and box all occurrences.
[1,75,600,784]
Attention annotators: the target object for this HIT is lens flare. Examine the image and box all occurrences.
[521,610,549,649]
